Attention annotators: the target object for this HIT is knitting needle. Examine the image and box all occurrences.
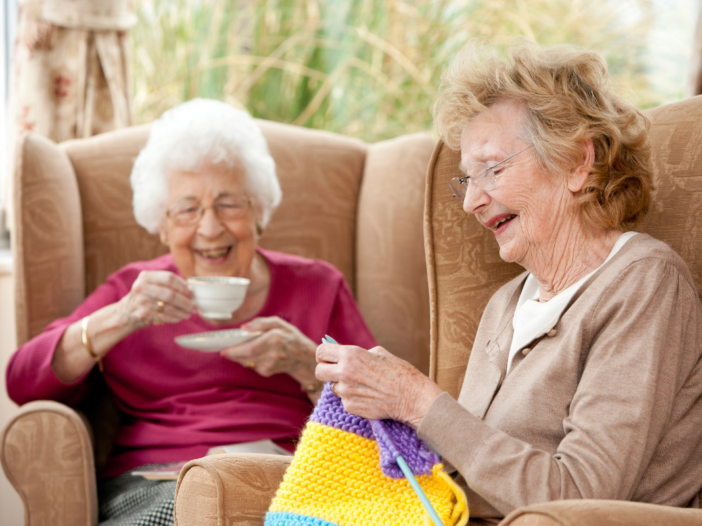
[321,335,445,526]
[395,456,444,526]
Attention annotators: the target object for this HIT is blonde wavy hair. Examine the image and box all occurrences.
[434,40,653,230]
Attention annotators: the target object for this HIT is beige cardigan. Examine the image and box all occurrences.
[418,234,702,520]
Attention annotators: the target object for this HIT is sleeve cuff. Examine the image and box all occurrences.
[417,391,498,474]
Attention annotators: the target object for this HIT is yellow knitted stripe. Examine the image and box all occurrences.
[269,421,457,526]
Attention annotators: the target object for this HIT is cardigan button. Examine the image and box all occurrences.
[522,347,531,356]
[547,329,558,337]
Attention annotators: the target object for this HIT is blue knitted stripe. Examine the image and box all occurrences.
[265,511,340,526]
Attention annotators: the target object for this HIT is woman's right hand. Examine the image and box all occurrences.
[116,270,194,331]
[52,271,193,383]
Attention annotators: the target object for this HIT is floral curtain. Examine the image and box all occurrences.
[12,0,135,141]
[5,0,135,230]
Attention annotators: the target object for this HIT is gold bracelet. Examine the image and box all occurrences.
[81,316,103,372]
[301,380,324,394]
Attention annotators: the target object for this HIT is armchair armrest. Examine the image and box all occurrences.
[500,499,702,526]
[0,400,98,526]
[174,453,291,526]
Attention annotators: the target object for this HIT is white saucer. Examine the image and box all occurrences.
[175,329,263,352]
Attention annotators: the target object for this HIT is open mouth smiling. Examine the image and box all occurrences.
[195,246,232,260]
[487,214,517,231]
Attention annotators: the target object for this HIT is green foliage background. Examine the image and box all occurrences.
[130,0,684,142]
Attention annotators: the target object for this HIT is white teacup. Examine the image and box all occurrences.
[187,276,250,320]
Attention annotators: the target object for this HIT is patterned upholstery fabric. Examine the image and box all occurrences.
[254,122,367,295]
[175,454,292,526]
[12,132,86,345]
[0,401,98,526]
[640,97,702,297]
[425,94,702,398]
[357,134,434,373]
[423,141,523,398]
[63,124,163,298]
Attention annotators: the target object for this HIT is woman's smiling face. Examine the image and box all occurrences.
[460,100,573,269]
[159,160,260,279]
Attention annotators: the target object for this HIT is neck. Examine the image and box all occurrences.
[526,222,622,302]
[246,251,270,295]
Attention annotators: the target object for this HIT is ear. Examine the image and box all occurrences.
[158,221,170,246]
[568,139,595,193]
[253,202,265,236]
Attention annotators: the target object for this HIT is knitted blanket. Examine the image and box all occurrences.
[265,383,468,526]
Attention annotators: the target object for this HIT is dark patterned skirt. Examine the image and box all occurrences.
[98,466,177,526]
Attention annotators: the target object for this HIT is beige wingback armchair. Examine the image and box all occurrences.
[0,120,435,526]
[171,95,702,526]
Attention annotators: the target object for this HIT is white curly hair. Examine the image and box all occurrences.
[130,98,282,234]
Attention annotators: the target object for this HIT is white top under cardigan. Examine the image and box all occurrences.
[507,231,638,373]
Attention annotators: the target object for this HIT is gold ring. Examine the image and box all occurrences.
[245,361,256,369]
[155,300,164,325]
[330,382,339,397]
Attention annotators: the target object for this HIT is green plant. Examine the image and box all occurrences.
[131,0,680,142]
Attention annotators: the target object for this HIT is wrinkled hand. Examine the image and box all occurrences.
[116,270,194,331]
[315,344,443,429]
[220,317,317,380]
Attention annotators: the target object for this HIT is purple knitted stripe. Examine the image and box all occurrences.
[309,383,374,439]
[310,383,439,478]
[370,419,438,478]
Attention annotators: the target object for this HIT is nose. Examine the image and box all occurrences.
[197,206,226,238]
[462,181,490,215]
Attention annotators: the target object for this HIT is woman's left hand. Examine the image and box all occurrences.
[315,343,444,429]
[220,317,317,382]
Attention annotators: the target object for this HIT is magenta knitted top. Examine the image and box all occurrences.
[6,249,376,477]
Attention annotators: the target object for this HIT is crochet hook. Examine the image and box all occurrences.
[321,335,445,526]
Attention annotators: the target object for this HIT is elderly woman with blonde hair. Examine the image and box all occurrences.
[7,98,376,526]
[316,41,702,521]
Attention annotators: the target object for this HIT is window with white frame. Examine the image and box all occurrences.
[1,0,18,248]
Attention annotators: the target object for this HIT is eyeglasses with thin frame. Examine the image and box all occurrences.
[166,195,254,227]
[449,144,534,200]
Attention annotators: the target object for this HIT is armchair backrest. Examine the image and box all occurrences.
[424,95,702,398]
[13,120,434,372]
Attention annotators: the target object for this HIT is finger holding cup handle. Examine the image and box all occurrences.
[117,270,194,331]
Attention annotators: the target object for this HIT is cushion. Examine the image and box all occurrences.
[13,133,85,344]
[357,133,434,372]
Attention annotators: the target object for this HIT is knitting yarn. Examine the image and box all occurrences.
[265,383,469,526]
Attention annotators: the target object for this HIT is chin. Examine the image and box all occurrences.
[498,248,516,263]
[497,239,521,264]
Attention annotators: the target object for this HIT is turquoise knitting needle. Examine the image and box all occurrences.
[321,335,444,526]
[396,456,444,526]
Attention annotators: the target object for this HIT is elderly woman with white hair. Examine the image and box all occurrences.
[7,98,376,526]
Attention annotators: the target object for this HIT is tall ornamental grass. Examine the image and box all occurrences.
[131,0,671,142]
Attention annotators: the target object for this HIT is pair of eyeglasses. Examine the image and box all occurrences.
[166,196,254,227]
[449,145,534,200]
